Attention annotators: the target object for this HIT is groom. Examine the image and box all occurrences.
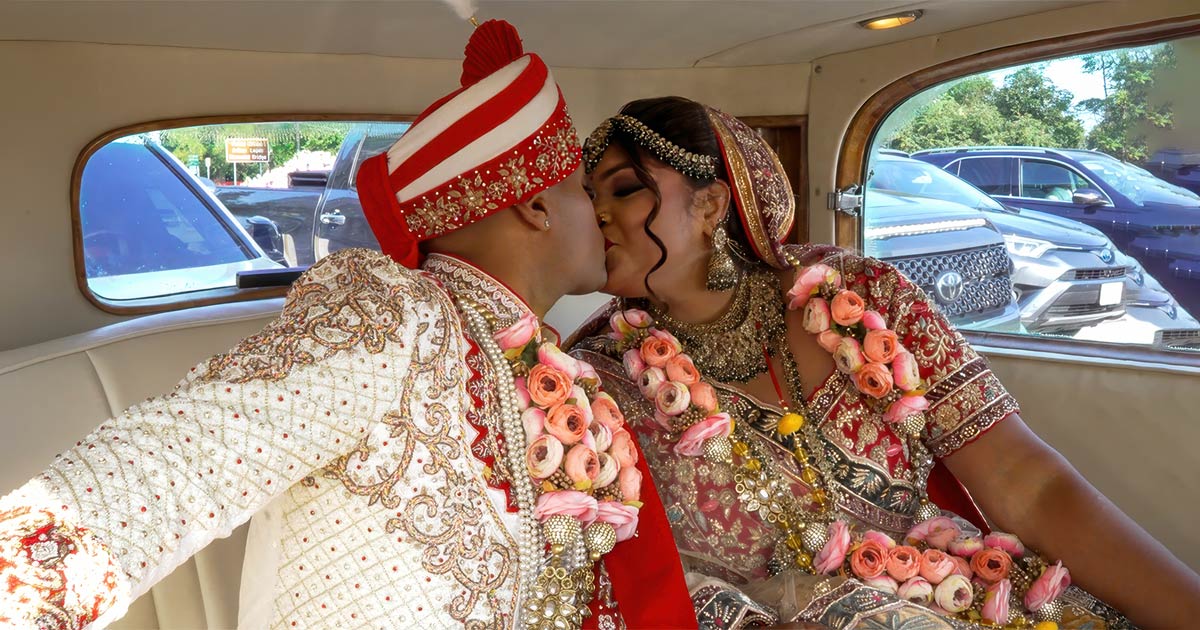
[0,19,693,630]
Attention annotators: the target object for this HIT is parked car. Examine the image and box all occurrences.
[868,152,1127,332]
[1144,149,1200,196]
[911,146,1200,318]
[79,139,283,301]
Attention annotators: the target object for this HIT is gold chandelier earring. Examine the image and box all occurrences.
[706,225,739,291]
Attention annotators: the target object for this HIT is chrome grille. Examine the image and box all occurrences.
[1159,329,1200,347]
[1046,303,1122,316]
[1070,267,1128,281]
[889,244,1012,319]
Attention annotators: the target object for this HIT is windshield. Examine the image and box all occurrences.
[1075,152,1200,206]
[867,157,1007,212]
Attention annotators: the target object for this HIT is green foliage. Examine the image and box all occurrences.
[155,122,351,184]
[1077,45,1176,163]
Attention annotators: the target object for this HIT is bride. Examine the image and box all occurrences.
[566,96,1200,629]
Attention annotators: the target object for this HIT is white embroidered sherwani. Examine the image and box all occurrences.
[0,249,541,629]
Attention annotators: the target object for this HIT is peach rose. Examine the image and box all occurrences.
[884,395,929,425]
[609,428,639,469]
[571,386,593,418]
[933,574,974,613]
[665,355,701,385]
[950,555,973,580]
[855,362,894,399]
[655,381,691,416]
[863,329,900,364]
[920,549,957,585]
[640,336,677,368]
[622,349,647,380]
[813,520,851,575]
[971,548,1012,583]
[802,298,833,334]
[849,539,889,579]
[525,434,564,479]
[862,310,887,331]
[863,530,896,549]
[831,289,866,326]
[494,311,538,352]
[787,264,839,310]
[590,392,625,431]
[514,376,532,410]
[651,329,683,353]
[892,351,922,392]
[564,444,600,488]
[863,574,899,595]
[984,532,1026,559]
[833,337,867,374]
[948,535,984,559]
[1024,561,1071,612]
[528,364,572,408]
[674,413,732,457]
[982,578,1012,625]
[545,403,589,445]
[588,420,613,453]
[594,452,620,488]
[817,330,843,354]
[886,545,923,582]
[538,342,581,380]
[638,367,667,399]
[595,500,639,542]
[618,466,642,503]
[897,577,934,606]
[906,516,961,551]
[522,407,546,444]
[534,489,598,524]
[688,382,719,414]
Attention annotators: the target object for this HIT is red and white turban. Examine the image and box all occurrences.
[357,20,581,268]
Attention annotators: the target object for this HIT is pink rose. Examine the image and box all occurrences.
[854,362,894,399]
[609,429,639,469]
[590,392,626,431]
[891,351,921,392]
[920,549,957,585]
[655,381,691,416]
[610,311,637,337]
[1024,561,1070,612]
[831,290,866,326]
[933,574,974,613]
[688,382,719,414]
[982,579,1012,625]
[514,376,532,410]
[538,342,581,380]
[564,444,600,488]
[850,539,889,579]
[528,364,572,408]
[863,574,899,595]
[817,330,843,354]
[522,407,546,444]
[571,386,594,420]
[588,420,613,453]
[948,535,985,559]
[618,466,642,503]
[906,516,961,551]
[594,452,620,488]
[534,490,598,525]
[545,404,589,445]
[640,336,677,368]
[897,577,933,606]
[862,310,887,331]
[813,520,851,575]
[623,309,652,328]
[787,264,839,310]
[638,367,667,399]
[653,410,673,430]
[525,434,564,479]
[595,500,639,542]
[984,532,1026,559]
[884,395,929,425]
[950,555,973,580]
[802,298,832,334]
[665,355,701,385]
[863,329,900,364]
[578,360,599,383]
[863,530,896,549]
[971,548,1012,583]
[674,413,732,457]
[886,546,922,582]
[622,349,647,380]
[495,312,538,352]
[833,337,867,374]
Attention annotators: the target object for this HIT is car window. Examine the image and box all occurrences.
[956,158,1013,196]
[1019,160,1093,201]
[1076,152,1200,206]
[348,123,411,191]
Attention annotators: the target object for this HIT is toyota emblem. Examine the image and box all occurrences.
[935,270,964,303]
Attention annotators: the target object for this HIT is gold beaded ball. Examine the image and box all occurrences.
[583,522,618,556]
[702,436,733,463]
[543,514,582,547]
[1033,599,1066,623]
[901,411,927,436]
[801,523,830,554]
[915,500,941,522]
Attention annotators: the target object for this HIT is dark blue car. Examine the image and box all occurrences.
[912,147,1200,318]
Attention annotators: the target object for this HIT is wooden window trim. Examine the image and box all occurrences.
[73,113,414,316]
[742,115,809,245]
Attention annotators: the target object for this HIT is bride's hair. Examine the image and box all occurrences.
[612,96,754,299]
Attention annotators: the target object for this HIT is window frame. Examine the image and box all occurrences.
[1014,157,1112,205]
[73,113,413,315]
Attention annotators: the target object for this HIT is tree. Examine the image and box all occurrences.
[1078,44,1176,163]
[157,122,352,184]
[993,67,1085,148]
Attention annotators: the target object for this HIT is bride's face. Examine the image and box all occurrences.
[587,144,710,299]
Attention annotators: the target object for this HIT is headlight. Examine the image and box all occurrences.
[1003,235,1054,258]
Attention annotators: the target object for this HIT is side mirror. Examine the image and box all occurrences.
[1072,188,1108,206]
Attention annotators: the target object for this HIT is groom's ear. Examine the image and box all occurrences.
[695,180,733,237]
[512,191,552,232]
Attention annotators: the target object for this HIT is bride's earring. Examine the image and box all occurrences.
[706,225,738,291]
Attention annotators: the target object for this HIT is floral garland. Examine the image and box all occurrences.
[493,313,643,543]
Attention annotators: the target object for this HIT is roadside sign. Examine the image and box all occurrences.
[225,138,270,163]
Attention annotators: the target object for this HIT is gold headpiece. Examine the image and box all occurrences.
[583,115,718,180]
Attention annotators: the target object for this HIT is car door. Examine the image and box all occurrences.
[1008,158,1114,226]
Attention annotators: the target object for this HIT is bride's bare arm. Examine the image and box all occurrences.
[944,414,1200,628]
